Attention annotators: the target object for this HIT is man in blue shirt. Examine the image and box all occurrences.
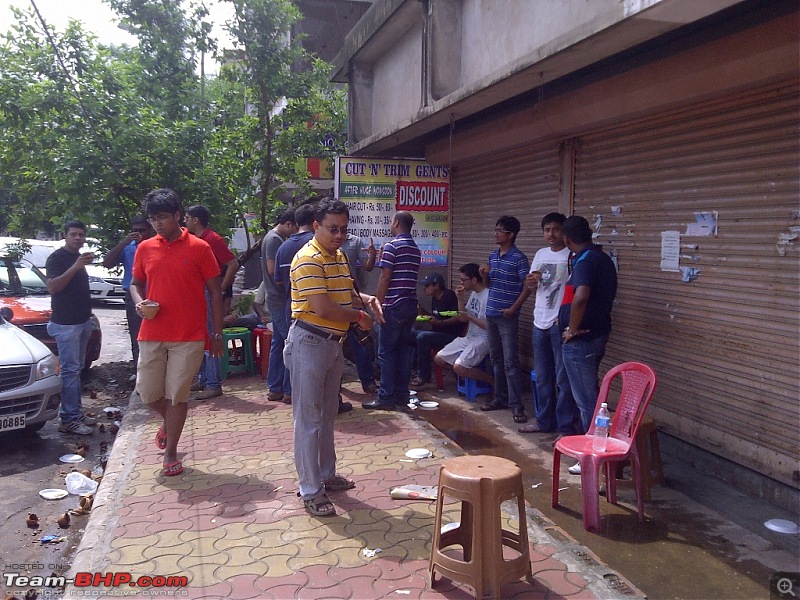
[363,211,421,410]
[479,216,531,423]
[103,215,154,365]
[559,215,618,435]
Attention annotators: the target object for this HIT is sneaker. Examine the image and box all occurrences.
[78,414,98,426]
[362,381,377,394]
[410,376,428,387]
[193,386,222,400]
[338,401,353,414]
[58,421,94,436]
[190,381,205,392]
[267,391,284,402]
[282,394,292,405]
[568,462,582,475]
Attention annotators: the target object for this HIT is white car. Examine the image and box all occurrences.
[0,308,62,433]
[0,237,125,303]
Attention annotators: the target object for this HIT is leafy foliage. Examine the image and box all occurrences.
[0,0,347,251]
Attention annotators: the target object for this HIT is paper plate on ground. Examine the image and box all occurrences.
[764,519,800,534]
[59,454,84,464]
[39,489,68,500]
[405,448,432,459]
[408,390,417,396]
[419,401,439,410]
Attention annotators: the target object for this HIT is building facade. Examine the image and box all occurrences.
[330,0,799,497]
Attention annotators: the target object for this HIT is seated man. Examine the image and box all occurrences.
[433,263,491,385]
[410,272,461,387]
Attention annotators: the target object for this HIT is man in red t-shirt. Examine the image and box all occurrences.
[131,189,223,477]
[185,204,240,399]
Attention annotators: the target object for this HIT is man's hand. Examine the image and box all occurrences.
[209,338,224,357]
[501,307,517,318]
[365,295,385,325]
[526,271,540,290]
[78,252,95,267]
[479,264,490,278]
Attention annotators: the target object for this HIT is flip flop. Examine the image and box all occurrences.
[304,493,335,517]
[155,426,167,450]
[162,461,183,477]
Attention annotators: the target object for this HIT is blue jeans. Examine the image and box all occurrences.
[48,319,93,423]
[124,289,142,364]
[561,334,609,433]
[413,330,457,382]
[533,324,579,434]
[346,329,375,386]
[486,314,525,411]
[284,322,344,500]
[267,296,291,395]
[377,300,417,404]
[199,289,222,389]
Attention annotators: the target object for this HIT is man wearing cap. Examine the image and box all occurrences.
[410,272,460,387]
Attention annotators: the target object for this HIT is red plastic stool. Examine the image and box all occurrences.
[251,327,272,376]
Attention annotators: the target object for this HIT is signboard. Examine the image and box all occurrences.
[335,156,450,266]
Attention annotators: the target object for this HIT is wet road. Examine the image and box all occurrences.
[412,395,797,600]
[0,303,133,596]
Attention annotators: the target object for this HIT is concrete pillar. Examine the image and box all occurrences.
[349,62,374,144]
[429,0,462,102]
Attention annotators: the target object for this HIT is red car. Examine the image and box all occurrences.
[0,256,102,373]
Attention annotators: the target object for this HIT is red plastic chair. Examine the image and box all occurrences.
[551,361,657,532]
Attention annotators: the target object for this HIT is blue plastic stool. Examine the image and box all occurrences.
[221,327,255,379]
[457,355,493,402]
[530,369,539,408]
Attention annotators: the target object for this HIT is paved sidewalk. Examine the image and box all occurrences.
[67,374,641,600]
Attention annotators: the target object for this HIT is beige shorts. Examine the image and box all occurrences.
[137,341,205,405]
[436,336,490,369]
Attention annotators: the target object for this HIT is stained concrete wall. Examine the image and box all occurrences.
[371,24,424,134]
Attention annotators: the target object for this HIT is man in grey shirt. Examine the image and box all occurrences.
[262,209,297,403]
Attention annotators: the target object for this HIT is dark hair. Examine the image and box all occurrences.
[145,188,181,217]
[131,214,150,227]
[459,263,481,280]
[563,215,593,243]
[541,212,566,229]
[496,215,521,235]
[294,203,316,227]
[394,211,414,232]
[186,205,211,227]
[315,198,349,222]
[63,220,86,234]
[276,208,296,226]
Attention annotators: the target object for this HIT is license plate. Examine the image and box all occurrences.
[0,413,26,432]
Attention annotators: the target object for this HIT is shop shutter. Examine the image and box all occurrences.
[573,79,800,486]
[450,140,561,365]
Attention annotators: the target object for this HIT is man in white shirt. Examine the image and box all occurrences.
[433,263,491,384]
[519,213,580,435]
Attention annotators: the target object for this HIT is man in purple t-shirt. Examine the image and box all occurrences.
[363,211,421,410]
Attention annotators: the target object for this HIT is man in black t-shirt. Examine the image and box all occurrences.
[45,220,98,436]
[410,273,461,387]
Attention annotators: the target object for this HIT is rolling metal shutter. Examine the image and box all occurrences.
[573,79,800,486]
[450,140,561,364]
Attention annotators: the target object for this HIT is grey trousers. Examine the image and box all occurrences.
[284,322,345,500]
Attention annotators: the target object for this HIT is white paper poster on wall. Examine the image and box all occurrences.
[660,231,681,272]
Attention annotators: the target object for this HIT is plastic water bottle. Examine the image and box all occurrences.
[592,403,611,452]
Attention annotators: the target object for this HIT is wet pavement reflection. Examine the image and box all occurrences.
[411,397,789,599]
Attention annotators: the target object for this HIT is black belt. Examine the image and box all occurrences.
[294,320,346,343]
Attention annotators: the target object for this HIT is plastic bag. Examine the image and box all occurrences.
[65,472,98,496]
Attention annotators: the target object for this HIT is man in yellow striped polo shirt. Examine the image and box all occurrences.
[285,198,384,517]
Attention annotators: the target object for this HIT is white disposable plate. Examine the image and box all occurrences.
[39,489,68,500]
[59,454,85,463]
[419,401,439,410]
[103,407,120,414]
[764,519,800,534]
[405,448,432,459]
[408,390,417,396]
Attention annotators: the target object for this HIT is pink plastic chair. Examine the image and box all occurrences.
[552,361,657,532]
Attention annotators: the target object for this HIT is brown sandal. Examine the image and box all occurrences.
[304,493,335,517]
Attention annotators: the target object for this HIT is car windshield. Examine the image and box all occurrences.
[0,257,49,296]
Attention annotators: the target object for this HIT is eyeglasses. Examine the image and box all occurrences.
[494,228,511,234]
[324,226,348,235]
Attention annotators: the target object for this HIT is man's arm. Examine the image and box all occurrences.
[220,258,240,292]
[103,233,137,268]
[563,285,591,342]
[46,253,93,294]
[376,266,393,305]
[307,293,374,330]
[363,239,377,272]
[129,277,146,305]
[502,286,531,318]
[206,276,225,357]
